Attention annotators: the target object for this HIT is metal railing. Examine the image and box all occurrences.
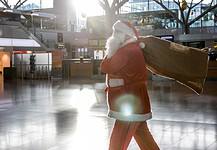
[16,64,52,80]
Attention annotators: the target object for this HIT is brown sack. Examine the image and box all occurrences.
[138,36,209,95]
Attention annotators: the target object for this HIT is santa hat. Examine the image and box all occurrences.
[112,20,139,39]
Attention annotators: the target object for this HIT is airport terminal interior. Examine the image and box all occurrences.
[0,0,217,150]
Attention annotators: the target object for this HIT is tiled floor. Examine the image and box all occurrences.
[0,79,216,150]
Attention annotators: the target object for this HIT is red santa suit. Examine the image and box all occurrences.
[100,20,159,150]
[101,41,152,121]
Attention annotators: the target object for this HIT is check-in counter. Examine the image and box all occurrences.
[63,58,93,78]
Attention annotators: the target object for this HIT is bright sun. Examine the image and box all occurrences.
[73,0,103,17]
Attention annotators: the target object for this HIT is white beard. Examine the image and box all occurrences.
[105,32,126,58]
[105,31,137,58]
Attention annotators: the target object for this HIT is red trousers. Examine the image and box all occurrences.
[109,121,160,150]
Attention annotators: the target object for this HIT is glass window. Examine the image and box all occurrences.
[94,50,104,60]
[0,0,54,10]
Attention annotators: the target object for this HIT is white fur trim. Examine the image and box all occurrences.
[108,110,152,121]
[139,42,146,49]
[109,79,124,87]
[113,20,135,37]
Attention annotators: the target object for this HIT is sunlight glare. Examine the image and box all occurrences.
[68,88,97,114]
[72,0,103,17]
[67,116,109,150]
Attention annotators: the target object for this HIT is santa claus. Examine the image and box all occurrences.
[100,20,160,150]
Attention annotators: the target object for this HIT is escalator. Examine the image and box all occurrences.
[0,10,52,51]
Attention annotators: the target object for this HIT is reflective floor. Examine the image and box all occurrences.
[0,79,216,150]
